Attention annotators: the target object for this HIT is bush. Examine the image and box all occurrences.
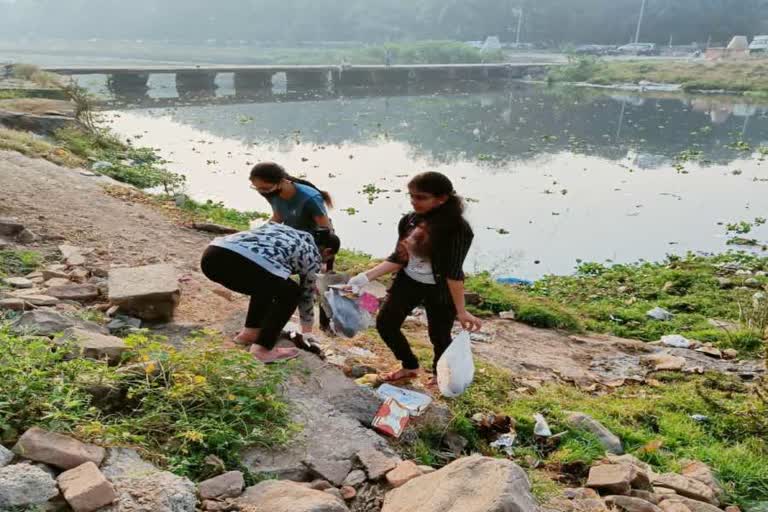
[548,56,602,83]
[0,327,294,481]
[0,249,41,278]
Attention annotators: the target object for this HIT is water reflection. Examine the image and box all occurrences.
[101,82,768,278]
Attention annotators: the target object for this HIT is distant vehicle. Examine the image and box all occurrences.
[573,44,617,56]
[749,35,768,53]
[617,43,659,56]
[506,42,535,50]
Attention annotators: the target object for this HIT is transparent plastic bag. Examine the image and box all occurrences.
[436,330,475,397]
[325,288,374,338]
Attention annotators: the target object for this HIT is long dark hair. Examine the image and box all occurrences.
[407,172,467,257]
[250,162,333,208]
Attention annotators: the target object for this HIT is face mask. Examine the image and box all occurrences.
[259,184,281,199]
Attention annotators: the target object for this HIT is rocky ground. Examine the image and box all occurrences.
[1,149,765,512]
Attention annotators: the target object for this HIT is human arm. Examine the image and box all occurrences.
[447,278,482,332]
[348,261,403,290]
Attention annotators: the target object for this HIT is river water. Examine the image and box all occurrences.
[80,75,768,278]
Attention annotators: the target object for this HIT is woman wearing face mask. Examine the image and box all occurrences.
[249,162,336,333]
[348,172,482,383]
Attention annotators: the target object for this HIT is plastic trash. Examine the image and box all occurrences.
[325,288,374,338]
[376,384,432,416]
[489,433,517,456]
[436,330,475,398]
[533,413,552,437]
[690,414,709,423]
[660,334,692,349]
[372,398,410,438]
[355,373,381,387]
[496,276,534,286]
[647,306,674,321]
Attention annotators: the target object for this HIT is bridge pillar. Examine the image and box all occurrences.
[285,70,330,89]
[107,73,149,97]
[234,71,274,96]
[176,71,218,98]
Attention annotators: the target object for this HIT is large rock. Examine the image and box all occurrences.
[605,496,663,512]
[0,462,60,508]
[108,264,180,321]
[642,353,686,372]
[198,470,244,500]
[680,461,722,497]
[653,474,718,505]
[11,308,105,336]
[100,448,158,481]
[0,445,13,467]
[0,298,27,310]
[586,464,635,495]
[0,218,25,237]
[660,498,721,512]
[4,276,34,288]
[658,502,693,512]
[104,470,197,512]
[58,327,127,363]
[13,427,105,470]
[58,461,118,512]
[236,480,349,512]
[566,413,623,455]
[382,455,538,512]
[47,283,100,302]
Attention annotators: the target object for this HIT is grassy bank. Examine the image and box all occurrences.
[548,58,768,95]
[445,363,768,508]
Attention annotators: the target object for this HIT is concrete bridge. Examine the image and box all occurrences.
[44,63,557,96]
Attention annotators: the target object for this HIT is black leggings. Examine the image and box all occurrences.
[376,273,456,373]
[200,246,300,350]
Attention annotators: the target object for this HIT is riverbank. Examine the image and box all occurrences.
[548,58,768,96]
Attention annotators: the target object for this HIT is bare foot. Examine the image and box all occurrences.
[380,368,420,382]
[249,345,299,364]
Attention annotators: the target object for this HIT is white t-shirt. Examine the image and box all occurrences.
[404,252,436,284]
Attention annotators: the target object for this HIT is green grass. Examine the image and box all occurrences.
[52,127,186,191]
[335,249,382,276]
[526,253,768,354]
[446,361,768,507]
[0,127,85,168]
[0,249,41,279]
[0,326,295,481]
[549,57,768,95]
[466,272,583,331]
[172,195,268,231]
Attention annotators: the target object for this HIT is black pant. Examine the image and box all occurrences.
[200,246,300,350]
[318,255,334,330]
[376,273,456,373]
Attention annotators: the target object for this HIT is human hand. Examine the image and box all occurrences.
[457,310,482,332]
[347,272,370,293]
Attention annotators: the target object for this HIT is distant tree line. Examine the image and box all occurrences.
[3,0,768,46]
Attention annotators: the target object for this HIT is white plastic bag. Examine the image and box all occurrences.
[436,331,475,398]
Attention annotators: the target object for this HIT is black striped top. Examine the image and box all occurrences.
[386,212,474,303]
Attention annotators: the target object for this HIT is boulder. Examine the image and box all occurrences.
[43,269,70,281]
[340,486,356,500]
[16,294,59,306]
[100,448,158,481]
[108,264,180,321]
[198,470,245,500]
[236,480,349,512]
[305,458,352,487]
[660,498,721,512]
[385,461,423,488]
[564,488,601,500]
[381,455,537,512]
[653,474,718,505]
[586,464,635,495]
[357,447,399,480]
[631,490,661,504]
[47,283,100,302]
[0,462,59,508]
[680,461,722,497]
[13,427,105,470]
[0,298,27,310]
[566,413,624,454]
[11,308,104,336]
[58,327,127,363]
[0,218,25,237]
[58,461,117,512]
[104,470,197,512]
[0,445,13,467]
[605,496,663,512]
